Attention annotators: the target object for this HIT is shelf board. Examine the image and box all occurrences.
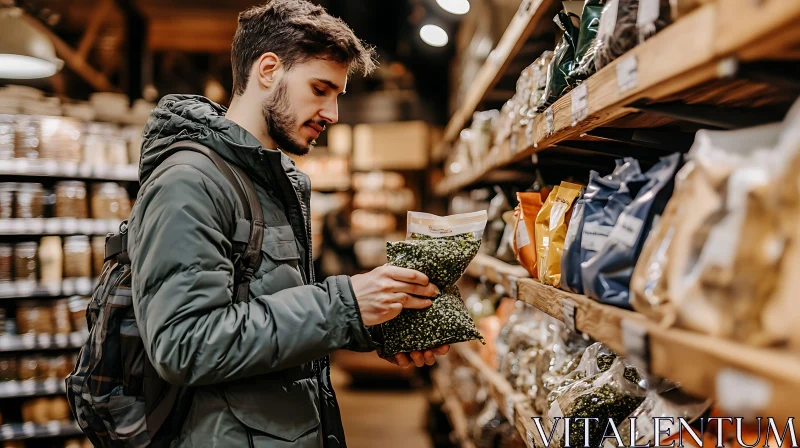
[0,160,138,181]
[517,278,800,421]
[0,331,87,353]
[441,0,557,144]
[0,278,96,299]
[431,368,477,448]
[465,253,530,295]
[453,344,542,448]
[0,218,121,236]
[0,379,66,399]
[0,421,82,441]
[435,0,800,196]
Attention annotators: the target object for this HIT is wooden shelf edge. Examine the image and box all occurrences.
[435,0,800,196]
[465,254,530,293]
[442,0,556,143]
[517,278,800,420]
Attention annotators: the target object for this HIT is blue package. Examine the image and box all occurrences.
[581,153,683,308]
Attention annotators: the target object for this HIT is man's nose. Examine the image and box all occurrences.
[319,99,339,124]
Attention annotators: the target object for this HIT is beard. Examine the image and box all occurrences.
[262,78,317,156]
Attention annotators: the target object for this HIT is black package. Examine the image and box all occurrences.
[595,0,640,70]
[540,11,580,109]
[568,0,607,84]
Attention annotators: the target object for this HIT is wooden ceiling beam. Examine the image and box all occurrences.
[148,16,237,52]
[77,0,115,60]
[20,13,119,92]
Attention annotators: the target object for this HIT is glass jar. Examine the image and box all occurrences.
[52,299,71,335]
[91,236,105,277]
[55,181,88,219]
[38,236,62,284]
[91,182,124,220]
[0,357,16,381]
[39,117,82,162]
[15,183,44,219]
[17,301,51,335]
[0,244,11,283]
[0,183,16,219]
[50,355,72,379]
[68,296,89,332]
[14,115,40,160]
[83,124,107,166]
[0,114,14,160]
[13,242,38,281]
[63,236,91,278]
[107,138,129,166]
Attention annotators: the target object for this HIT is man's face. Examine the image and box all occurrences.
[262,58,348,156]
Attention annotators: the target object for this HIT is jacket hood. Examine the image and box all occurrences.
[139,94,302,188]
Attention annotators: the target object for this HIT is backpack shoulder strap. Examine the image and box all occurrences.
[159,141,264,300]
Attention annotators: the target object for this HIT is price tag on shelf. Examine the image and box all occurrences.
[561,299,577,333]
[22,422,35,436]
[616,55,638,94]
[545,108,554,135]
[571,83,589,125]
[1,424,14,439]
[21,380,35,395]
[505,396,516,422]
[46,421,60,435]
[716,368,772,418]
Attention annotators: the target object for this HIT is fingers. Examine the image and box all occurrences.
[394,353,410,369]
[384,266,430,286]
[423,350,436,366]
[409,351,425,367]
[401,295,433,310]
[389,280,439,297]
[432,345,450,355]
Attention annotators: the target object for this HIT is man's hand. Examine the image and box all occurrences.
[350,265,438,326]
[385,345,450,368]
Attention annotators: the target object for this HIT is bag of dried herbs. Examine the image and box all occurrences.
[536,326,590,413]
[548,358,647,448]
[380,211,488,357]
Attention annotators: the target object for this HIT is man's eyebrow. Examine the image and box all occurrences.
[315,78,346,94]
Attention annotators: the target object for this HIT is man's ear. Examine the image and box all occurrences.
[255,52,282,89]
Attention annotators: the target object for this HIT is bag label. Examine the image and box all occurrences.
[609,214,645,248]
[597,0,619,40]
[516,217,532,248]
[581,222,613,251]
[637,0,660,27]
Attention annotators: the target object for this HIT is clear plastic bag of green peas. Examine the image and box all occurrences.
[380,211,488,357]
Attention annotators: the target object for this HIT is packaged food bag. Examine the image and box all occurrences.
[637,0,671,43]
[568,0,607,84]
[381,211,487,356]
[548,359,646,448]
[595,0,639,70]
[540,12,580,109]
[559,196,585,292]
[495,210,518,263]
[582,153,682,308]
[542,182,583,287]
[513,192,543,278]
[483,187,514,255]
[535,326,589,413]
[529,52,555,115]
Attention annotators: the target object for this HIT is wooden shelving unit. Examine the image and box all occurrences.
[435,0,800,196]
[431,368,477,448]
[464,253,529,295]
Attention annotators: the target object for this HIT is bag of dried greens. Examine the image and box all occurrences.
[540,11,580,109]
[381,211,487,357]
[610,384,711,447]
[546,342,617,409]
[595,0,639,70]
[498,305,546,384]
[567,0,607,85]
[548,358,647,448]
[535,325,589,413]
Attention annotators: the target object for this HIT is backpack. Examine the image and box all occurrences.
[66,141,265,447]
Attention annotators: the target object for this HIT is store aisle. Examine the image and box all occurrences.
[332,366,434,448]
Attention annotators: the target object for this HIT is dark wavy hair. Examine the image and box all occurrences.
[231,0,378,95]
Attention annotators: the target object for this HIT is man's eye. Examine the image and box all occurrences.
[313,87,324,96]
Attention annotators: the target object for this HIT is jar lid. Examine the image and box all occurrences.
[14,242,38,250]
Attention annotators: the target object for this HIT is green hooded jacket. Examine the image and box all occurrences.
[127,94,377,447]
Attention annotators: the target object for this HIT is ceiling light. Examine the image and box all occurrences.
[0,10,63,79]
[436,0,471,15]
[420,24,449,47]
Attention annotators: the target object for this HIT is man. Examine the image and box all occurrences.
[127,1,449,446]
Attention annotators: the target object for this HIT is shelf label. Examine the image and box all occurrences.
[616,55,639,94]
[561,299,577,333]
[545,108,554,135]
[716,368,772,418]
[571,84,589,125]
[22,422,35,436]
[597,0,619,41]
[46,421,60,435]
[505,396,516,422]
[637,0,661,28]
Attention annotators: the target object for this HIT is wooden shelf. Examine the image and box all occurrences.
[431,368,477,448]
[0,331,87,353]
[465,253,530,296]
[0,218,121,236]
[0,380,66,399]
[441,0,557,144]
[517,278,800,422]
[436,0,800,196]
[0,421,82,441]
[0,160,138,181]
[453,344,542,448]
